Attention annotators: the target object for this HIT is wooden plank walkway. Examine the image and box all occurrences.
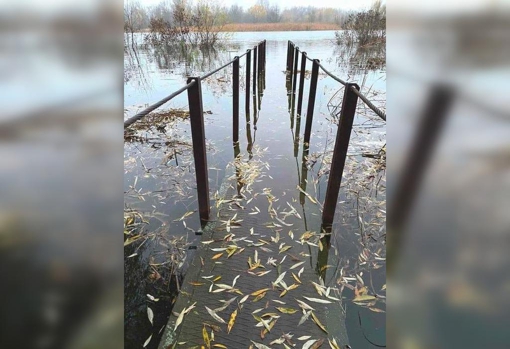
[157,166,350,349]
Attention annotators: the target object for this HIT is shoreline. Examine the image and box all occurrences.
[138,22,341,33]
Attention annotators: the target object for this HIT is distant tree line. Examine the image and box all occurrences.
[125,0,349,33]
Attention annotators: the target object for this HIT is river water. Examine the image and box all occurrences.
[124,30,386,348]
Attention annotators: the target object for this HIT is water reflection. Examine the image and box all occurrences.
[125,37,238,92]
[335,43,385,77]
[125,32,385,349]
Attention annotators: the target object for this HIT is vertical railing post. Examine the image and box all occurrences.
[321,83,359,228]
[289,43,295,79]
[262,40,266,72]
[256,44,260,80]
[286,41,291,71]
[292,46,299,97]
[245,49,251,115]
[303,59,320,147]
[233,56,239,144]
[297,51,307,117]
[253,45,257,96]
[187,77,210,225]
[388,84,454,274]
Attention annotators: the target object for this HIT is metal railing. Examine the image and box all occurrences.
[125,40,267,225]
[125,39,387,231]
[286,40,386,229]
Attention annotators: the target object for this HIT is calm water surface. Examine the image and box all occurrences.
[124,31,386,349]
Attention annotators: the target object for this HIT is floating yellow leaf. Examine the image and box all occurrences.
[203,326,210,349]
[296,186,318,204]
[227,309,238,333]
[328,338,340,349]
[251,288,270,297]
[226,246,237,258]
[252,291,267,302]
[287,283,299,291]
[276,307,298,314]
[353,294,376,302]
[311,312,328,333]
[189,282,205,286]
[292,273,301,284]
[212,345,228,349]
[279,245,292,254]
[212,253,224,260]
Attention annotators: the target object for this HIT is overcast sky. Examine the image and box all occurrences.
[137,0,379,11]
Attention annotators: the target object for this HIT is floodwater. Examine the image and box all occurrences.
[124,31,386,348]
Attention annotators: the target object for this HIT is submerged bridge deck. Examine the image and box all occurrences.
[126,40,386,349]
[157,171,348,349]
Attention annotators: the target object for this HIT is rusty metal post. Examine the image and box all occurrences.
[253,45,257,96]
[303,59,320,147]
[289,43,294,79]
[262,40,266,72]
[245,49,251,115]
[233,56,239,144]
[256,44,260,80]
[388,84,454,274]
[187,77,210,225]
[297,51,307,117]
[286,41,291,71]
[292,46,299,97]
[321,83,359,228]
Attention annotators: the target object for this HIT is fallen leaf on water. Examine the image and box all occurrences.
[147,307,154,325]
[214,297,237,312]
[251,288,270,297]
[310,338,325,349]
[279,245,292,254]
[212,253,224,260]
[251,341,272,349]
[232,275,240,288]
[147,294,159,302]
[252,291,267,302]
[270,336,286,345]
[290,261,305,270]
[205,306,226,324]
[298,267,304,278]
[302,339,318,349]
[227,309,238,333]
[276,307,298,314]
[303,296,332,304]
[352,295,376,302]
[273,271,287,286]
[298,310,311,326]
[174,302,197,331]
[311,312,328,333]
[189,281,205,286]
[298,336,311,341]
[203,326,211,349]
[296,186,318,204]
[213,344,228,349]
[292,272,301,284]
[143,335,152,348]
[296,299,315,311]
[328,338,340,349]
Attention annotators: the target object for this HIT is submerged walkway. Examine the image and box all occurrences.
[157,169,349,348]
[136,39,382,349]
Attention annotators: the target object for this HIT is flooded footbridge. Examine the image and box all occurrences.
[125,38,386,349]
